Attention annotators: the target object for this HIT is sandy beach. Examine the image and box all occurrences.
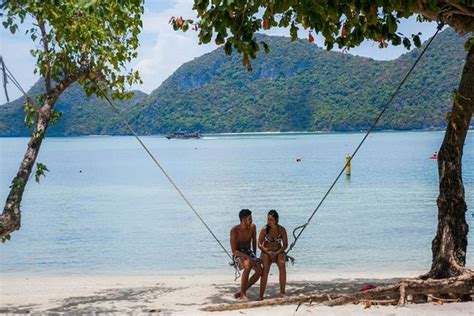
[1,271,473,315]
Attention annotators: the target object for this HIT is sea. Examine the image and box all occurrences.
[0,131,473,275]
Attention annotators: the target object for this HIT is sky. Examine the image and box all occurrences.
[0,0,439,105]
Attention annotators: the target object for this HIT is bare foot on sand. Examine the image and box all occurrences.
[239,294,250,301]
[234,292,240,299]
[280,293,286,298]
[257,296,264,301]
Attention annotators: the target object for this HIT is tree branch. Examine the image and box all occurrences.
[416,1,474,33]
[445,1,474,18]
[37,16,51,94]
[0,0,12,10]
[202,272,474,312]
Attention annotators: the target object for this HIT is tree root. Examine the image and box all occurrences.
[202,271,474,312]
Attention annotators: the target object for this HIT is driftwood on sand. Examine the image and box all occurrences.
[202,272,474,312]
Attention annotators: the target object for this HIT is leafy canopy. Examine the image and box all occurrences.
[171,0,472,69]
[2,0,144,99]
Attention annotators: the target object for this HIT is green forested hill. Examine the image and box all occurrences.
[0,28,468,136]
[0,80,147,136]
[130,27,467,133]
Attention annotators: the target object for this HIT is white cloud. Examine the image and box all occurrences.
[0,0,217,103]
[131,0,217,94]
[0,2,440,104]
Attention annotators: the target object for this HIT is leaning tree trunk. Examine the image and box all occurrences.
[426,46,474,279]
[0,96,57,239]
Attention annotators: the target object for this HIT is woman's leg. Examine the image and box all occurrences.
[259,254,272,300]
[276,253,286,297]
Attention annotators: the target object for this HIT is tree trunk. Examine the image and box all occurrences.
[0,96,57,239]
[426,45,474,279]
[201,274,474,311]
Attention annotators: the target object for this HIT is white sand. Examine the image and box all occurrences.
[1,271,473,315]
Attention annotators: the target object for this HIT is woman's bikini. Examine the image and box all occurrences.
[263,225,283,255]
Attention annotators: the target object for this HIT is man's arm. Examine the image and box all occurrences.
[252,224,257,253]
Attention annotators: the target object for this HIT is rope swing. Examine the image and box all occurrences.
[286,22,444,260]
[1,22,444,277]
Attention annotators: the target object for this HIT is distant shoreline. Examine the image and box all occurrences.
[1,127,469,138]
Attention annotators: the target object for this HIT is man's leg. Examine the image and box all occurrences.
[245,261,262,290]
[239,259,252,301]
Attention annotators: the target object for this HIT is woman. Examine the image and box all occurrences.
[258,209,288,300]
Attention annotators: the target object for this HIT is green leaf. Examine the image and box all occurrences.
[290,23,298,41]
[402,37,411,49]
[387,14,397,34]
[1,234,11,243]
[23,100,38,127]
[35,162,49,183]
[412,34,421,48]
[261,41,270,54]
[224,41,232,55]
[50,110,62,126]
[464,36,474,52]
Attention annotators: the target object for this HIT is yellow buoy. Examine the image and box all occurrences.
[345,153,351,176]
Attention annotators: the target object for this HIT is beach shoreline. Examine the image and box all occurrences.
[1,271,473,315]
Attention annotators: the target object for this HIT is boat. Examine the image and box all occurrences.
[166,131,201,139]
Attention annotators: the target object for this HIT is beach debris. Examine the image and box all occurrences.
[148,308,160,313]
[295,301,303,311]
[202,271,474,311]
[428,294,461,304]
[363,300,372,309]
[360,284,376,292]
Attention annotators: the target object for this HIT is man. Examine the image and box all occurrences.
[230,209,263,301]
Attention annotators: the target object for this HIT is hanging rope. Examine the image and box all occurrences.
[92,82,241,279]
[286,22,445,260]
[0,56,10,103]
[1,58,33,105]
[2,21,445,277]
[1,57,241,280]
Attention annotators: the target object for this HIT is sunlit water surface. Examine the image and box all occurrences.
[0,131,473,275]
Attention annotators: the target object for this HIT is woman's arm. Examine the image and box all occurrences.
[277,226,289,254]
[258,227,271,256]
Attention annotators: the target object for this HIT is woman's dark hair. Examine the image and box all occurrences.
[239,209,252,222]
[266,209,279,235]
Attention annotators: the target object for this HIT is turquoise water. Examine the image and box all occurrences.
[0,131,473,275]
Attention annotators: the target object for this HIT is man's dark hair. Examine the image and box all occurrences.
[239,209,252,221]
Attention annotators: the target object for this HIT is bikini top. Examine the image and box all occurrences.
[264,225,283,245]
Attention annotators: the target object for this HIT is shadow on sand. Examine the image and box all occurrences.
[207,277,403,305]
[46,285,180,314]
